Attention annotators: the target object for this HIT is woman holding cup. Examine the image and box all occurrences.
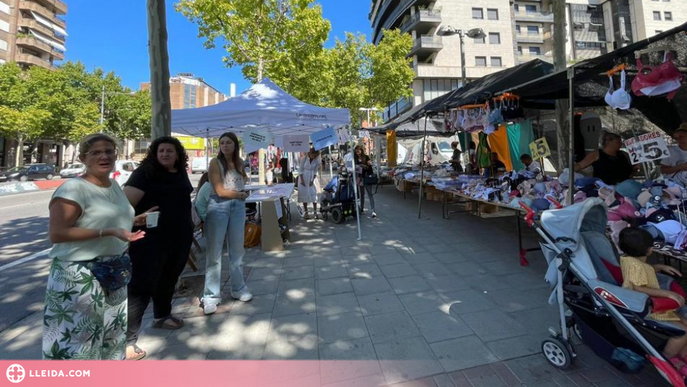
[201,132,251,316]
[123,137,193,360]
[44,133,154,360]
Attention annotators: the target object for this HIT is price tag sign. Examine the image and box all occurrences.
[529,138,551,159]
[624,132,670,165]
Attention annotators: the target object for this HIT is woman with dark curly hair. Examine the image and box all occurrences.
[122,136,193,360]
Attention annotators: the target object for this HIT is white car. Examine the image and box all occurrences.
[111,160,139,186]
[60,163,85,178]
[191,157,208,174]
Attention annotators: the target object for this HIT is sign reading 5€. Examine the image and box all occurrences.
[529,138,551,159]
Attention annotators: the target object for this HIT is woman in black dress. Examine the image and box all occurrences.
[122,137,193,360]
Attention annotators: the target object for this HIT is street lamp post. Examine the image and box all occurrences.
[437,26,486,173]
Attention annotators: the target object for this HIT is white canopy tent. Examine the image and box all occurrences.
[171,78,363,240]
[171,77,351,137]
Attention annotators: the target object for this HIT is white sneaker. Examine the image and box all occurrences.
[371,212,378,219]
[203,303,217,315]
[231,289,253,302]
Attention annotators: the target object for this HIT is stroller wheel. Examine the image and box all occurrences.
[331,208,344,224]
[542,338,572,369]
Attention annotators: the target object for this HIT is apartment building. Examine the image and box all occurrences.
[140,73,229,110]
[372,0,686,122]
[0,0,67,69]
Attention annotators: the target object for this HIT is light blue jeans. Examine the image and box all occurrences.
[203,195,246,305]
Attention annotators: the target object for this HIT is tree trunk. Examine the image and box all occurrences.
[257,58,264,82]
[14,134,24,167]
[553,0,569,172]
[147,0,172,140]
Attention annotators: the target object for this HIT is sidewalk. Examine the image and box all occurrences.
[0,179,65,196]
[0,186,667,386]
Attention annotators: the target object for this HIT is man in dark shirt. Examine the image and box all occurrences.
[485,152,506,177]
[450,142,463,173]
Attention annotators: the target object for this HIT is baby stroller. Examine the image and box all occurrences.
[320,166,358,224]
[521,197,687,386]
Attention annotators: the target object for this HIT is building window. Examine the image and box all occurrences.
[653,11,661,20]
[489,32,501,44]
[529,46,541,55]
[516,25,521,34]
[517,46,523,54]
[514,4,519,12]
[490,57,502,67]
[475,56,487,67]
[0,39,7,52]
[472,8,483,19]
[665,11,672,21]
[656,30,663,34]
[487,9,498,20]
[474,35,485,44]
[422,78,460,101]
[527,26,539,34]
[525,5,537,13]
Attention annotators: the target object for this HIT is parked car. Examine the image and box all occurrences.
[59,163,85,178]
[191,157,208,174]
[0,164,56,182]
[111,160,139,186]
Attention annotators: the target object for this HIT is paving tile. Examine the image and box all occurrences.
[484,288,551,313]
[318,312,369,344]
[463,274,513,292]
[208,313,271,359]
[468,374,506,387]
[282,266,315,281]
[432,252,470,265]
[146,342,209,360]
[316,292,361,317]
[398,291,450,316]
[315,265,349,280]
[387,376,439,387]
[411,311,473,343]
[245,278,280,296]
[229,294,276,316]
[491,362,522,387]
[283,256,316,268]
[444,262,486,277]
[248,267,284,281]
[267,312,318,343]
[429,335,499,372]
[352,276,393,296]
[441,289,498,315]
[365,310,420,344]
[425,275,471,294]
[432,374,456,387]
[508,307,559,337]
[357,292,406,316]
[273,293,317,317]
[401,252,438,265]
[374,336,444,385]
[348,263,384,279]
[317,277,354,295]
[278,278,316,297]
[373,252,408,266]
[460,310,528,343]
[320,337,381,384]
[486,334,542,360]
[388,275,433,295]
[380,263,418,279]
[322,373,386,387]
[263,335,319,360]
[412,262,452,278]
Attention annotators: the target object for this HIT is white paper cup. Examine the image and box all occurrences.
[146,211,160,228]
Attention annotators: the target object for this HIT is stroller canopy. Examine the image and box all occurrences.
[540,198,608,248]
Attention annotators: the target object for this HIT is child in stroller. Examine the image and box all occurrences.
[319,166,357,224]
[619,227,687,374]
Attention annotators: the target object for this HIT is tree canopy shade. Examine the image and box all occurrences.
[171,77,350,137]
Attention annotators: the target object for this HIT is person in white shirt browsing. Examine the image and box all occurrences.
[520,154,542,174]
[661,123,687,186]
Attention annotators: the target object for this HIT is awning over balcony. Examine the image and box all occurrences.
[29,30,66,52]
[30,11,67,37]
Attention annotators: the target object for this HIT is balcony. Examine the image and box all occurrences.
[514,11,554,23]
[19,18,66,42]
[515,53,553,64]
[516,33,545,44]
[373,0,434,44]
[15,53,53,69]
[15,36,64,60]
[400,9,442,33]
[383,96,413,122]
[19,1,66,29]
[34,0,67,15]
[409,35,442,57]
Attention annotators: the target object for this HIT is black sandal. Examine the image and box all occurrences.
[152,315,185,330]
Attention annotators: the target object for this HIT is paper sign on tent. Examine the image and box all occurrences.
[311,127,338,151]
[284,134,310,152]
[243,128,272,154]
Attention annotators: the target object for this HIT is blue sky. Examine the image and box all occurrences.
[63,0,372,95]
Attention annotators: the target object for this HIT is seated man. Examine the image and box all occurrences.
[520,154,541,174]
[661,123,687,186]
[485,152,506,178]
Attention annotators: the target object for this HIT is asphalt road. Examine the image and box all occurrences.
[0,173,202,333]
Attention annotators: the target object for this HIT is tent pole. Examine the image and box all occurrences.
[418,116,428,219]
[567,68,575,204]
[628,124,649,179]
[350,133,362,241]
[329,145,333,180]
[205,129,210,176]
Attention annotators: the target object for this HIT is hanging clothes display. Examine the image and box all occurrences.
[487,125,513,172]
[506,120,535,171]
[604,70,632,110]
[632,52,683,100]
[387,130,397,167]
[476,132,492,169]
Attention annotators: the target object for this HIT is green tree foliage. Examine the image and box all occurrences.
[0,62,151,165]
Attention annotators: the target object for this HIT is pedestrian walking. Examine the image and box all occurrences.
[201,132,252,316]
[354,145,377,219]
[298,148,321,219]
[43,133,153,360]
[123,137,194,360]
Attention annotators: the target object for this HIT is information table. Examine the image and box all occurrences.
[245,183,294,252]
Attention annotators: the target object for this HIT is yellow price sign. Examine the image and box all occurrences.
[529,138,551,159]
